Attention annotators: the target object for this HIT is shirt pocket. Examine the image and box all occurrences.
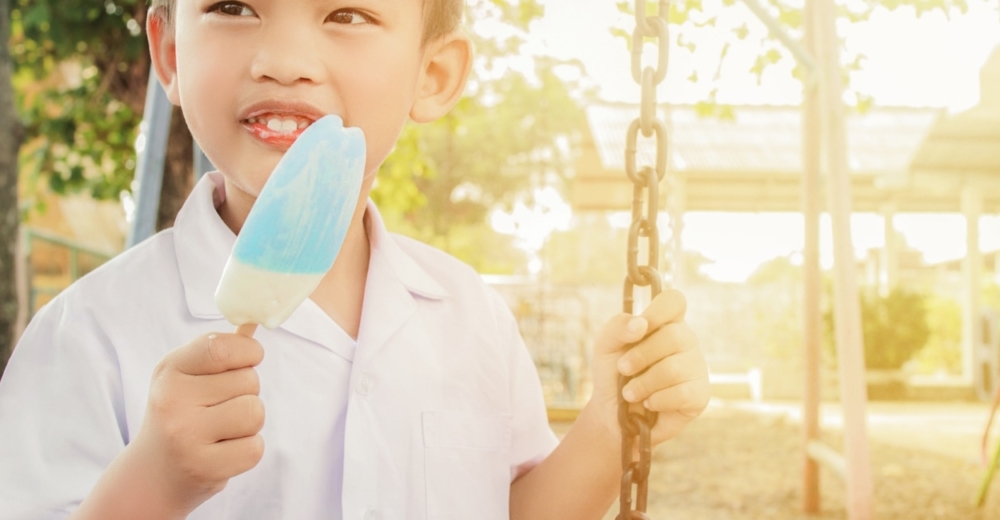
[422,410,511,520]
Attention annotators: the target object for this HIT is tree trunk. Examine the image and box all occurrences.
[0,0,21,376]
[156,106,194,231]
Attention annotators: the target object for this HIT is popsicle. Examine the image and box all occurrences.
[214,114,365,333]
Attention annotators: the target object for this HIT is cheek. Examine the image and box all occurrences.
[175,54,240,151]
[348,59,423,177]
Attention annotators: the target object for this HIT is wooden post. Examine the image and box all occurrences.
[881,201,900,293]
[801,0,822,511]
[962,183,983,385]
[670,174,686,289]
[812,0,875,518]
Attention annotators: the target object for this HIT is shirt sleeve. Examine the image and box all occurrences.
[494,291,560,482]
[0,293,128,519]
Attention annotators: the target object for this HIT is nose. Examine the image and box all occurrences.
[250,26,324,85]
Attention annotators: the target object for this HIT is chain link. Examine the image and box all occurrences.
[619,1,670,518]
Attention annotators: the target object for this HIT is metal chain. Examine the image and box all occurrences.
[619,1,669,518]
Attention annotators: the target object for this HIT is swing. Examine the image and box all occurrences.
[125,3,673,518]
[616,1,670,518]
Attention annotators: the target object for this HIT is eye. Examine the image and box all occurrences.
[328,9,373,25]
[207,1,256,17]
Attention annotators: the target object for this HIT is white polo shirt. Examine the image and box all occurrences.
[0,173,558,520]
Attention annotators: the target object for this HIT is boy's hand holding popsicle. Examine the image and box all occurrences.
[72,116,364,519]
[126,332,267,514]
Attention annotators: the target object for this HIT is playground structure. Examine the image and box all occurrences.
[18,2,996,519]
[573,10,1000,519]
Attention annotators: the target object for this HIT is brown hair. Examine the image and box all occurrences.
[148,0,464,44]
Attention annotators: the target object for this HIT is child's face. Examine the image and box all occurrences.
[151,0,437,199]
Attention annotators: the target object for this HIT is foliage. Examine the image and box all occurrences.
[824,286,932,371]
[746,255,800,286]
[372,2,590,270]
[741,257,803,360]
[611,0,969,113]
[10,0,148,203]
[12,0,584,274]
[911,294,962,374]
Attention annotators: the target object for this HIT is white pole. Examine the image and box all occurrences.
[962,183,983,385]
[812,0,875,518]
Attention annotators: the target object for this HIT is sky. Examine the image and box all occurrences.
[491,0,1000,282]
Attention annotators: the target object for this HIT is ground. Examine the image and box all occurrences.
[552,400,1000,519]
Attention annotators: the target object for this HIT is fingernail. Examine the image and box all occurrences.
[208,334,217,340]
[623,388,637,402]
[627,317,646,333]
[643,399,651,409]
[618,358,632,375]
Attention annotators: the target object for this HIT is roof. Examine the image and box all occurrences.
[574,45,1000,213]
[585,104,941,176]
[573,103,1000,213]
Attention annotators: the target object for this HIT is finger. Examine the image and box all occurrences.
[185,367,261,406]
[617,322,698,377]
[205,434,265,481]
[640,288,687,332]
[648,409,701,444]
[622,349,707,403]
[202,394,266,442]
[642,376,711,418]
[593,313,649,356]
[173,333,265,376]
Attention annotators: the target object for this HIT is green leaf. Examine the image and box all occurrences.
[733,23,750,40]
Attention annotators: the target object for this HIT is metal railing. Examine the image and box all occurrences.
[21,227,116,319]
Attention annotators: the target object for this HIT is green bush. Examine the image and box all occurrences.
[824,287,931,371]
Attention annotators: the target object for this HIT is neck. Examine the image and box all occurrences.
[218,181,371,340]
[308,204,371,340]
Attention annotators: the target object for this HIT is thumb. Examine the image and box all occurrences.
[593,313,649,357]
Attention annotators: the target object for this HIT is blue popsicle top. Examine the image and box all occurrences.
[232,115,366,274]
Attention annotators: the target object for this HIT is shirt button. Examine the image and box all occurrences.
[358,373,374,396]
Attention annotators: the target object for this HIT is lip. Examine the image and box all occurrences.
[238,100,329,150]
[238,100,327,122]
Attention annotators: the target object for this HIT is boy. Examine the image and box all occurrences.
[0,0,710,518]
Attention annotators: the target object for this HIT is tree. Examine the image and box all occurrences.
[371,1,591,270]
[11,0,575,272]
[11,0,192,230]
[1,0,20,374]
[823,286,931,370]
[612,0,968,114]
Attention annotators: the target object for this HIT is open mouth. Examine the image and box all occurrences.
[242,113,319,149]
[244,114,315,134]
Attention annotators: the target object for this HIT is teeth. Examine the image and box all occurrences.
[252,115,312,134]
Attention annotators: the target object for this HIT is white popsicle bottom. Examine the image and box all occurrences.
[215,257,324,329]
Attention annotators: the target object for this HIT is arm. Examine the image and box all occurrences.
[509,406,620,519]
[510,289,710,519]
[69,444,190,520]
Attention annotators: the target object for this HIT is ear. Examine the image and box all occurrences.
[146,8,181,106]
[409,32,473,123]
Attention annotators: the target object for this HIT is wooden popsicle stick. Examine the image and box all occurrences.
[235,323,259,337]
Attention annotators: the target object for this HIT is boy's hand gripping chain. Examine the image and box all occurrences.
[618,1,669,518]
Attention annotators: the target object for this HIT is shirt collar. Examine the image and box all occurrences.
[362,197,448,301]
[173,172,447,323]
